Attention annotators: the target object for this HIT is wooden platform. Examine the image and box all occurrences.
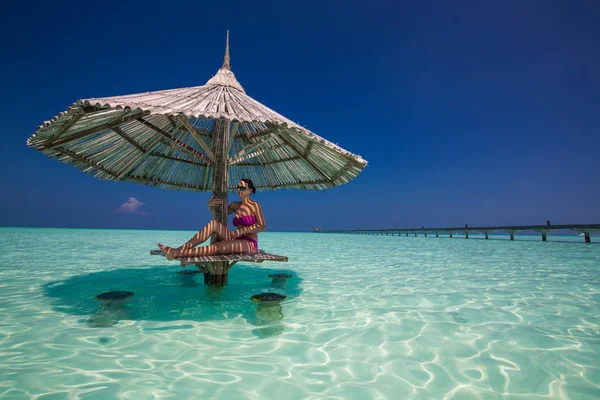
[150,249,288,267]
[317,222,600,243]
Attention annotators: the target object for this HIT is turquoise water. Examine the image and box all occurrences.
[1,228,599,399]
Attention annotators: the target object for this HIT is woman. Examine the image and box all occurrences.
[157,179,266,260]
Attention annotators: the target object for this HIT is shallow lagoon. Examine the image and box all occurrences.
[1,228,599,399]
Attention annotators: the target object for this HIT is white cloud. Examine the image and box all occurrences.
[116,197,151,216]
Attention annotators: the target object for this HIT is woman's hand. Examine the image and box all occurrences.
[207,195,223,208]
[233,228,245,238]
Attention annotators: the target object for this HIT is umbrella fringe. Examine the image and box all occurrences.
[27,56,367,192]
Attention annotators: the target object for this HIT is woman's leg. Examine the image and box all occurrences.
[160,240,256,260]
[158,220,235,260]
[178,240,256,257]
[179,220,235,250]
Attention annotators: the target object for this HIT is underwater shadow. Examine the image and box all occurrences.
[43,264,301,337]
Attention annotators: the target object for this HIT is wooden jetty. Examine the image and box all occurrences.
[317,221,599,243]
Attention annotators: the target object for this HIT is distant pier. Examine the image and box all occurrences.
[316,221,599,243]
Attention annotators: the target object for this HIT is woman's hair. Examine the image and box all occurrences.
[241,178,256,194]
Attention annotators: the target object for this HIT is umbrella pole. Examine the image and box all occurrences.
[204,118,230,286]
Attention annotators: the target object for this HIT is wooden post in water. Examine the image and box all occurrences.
[206,118,230,286]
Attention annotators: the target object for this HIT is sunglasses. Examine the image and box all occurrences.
[236,186,251,191]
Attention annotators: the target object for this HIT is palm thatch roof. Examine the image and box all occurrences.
[27,33,367,192]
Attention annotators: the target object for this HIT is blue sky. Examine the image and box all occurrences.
[1,0,598,231]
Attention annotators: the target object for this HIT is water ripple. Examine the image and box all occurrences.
[0,228,599,399]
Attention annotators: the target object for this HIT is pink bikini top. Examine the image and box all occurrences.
[233,215,256,227]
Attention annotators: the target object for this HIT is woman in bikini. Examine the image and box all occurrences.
[157,179,265,260]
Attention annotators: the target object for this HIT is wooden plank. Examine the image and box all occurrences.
[252,179,329,189]
[277,130,330,181]
[54,146,119,178]
[166,115,178,130]
[228,131,280,165]
[236,155,301,166]
[150,249,289,264]
[211,118,230,276]
[303,141,314,157]
[212,118,230,225]
[44,111,84,147]
[206,263,215,275]
[139,118,212,165]
[329,160,355,183]
[201,137,214,191]
[319,223,600,234]
[178,115,216,161]
[293,130,366,166]
[194,263,207,273]
[115,134,166,180]
[113,126,147,152]
[226,261,238,271]
[126,175,203,190]
[244,129,274,140]
[157,138,210,163]
[225,121,240,156]
[168,116,212,137]
[150,151,209,167]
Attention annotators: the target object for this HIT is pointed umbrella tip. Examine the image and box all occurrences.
[222,30,231,70]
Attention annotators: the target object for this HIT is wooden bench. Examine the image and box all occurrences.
[150,249,288,286]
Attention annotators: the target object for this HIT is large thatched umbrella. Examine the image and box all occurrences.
[27,32,367,284]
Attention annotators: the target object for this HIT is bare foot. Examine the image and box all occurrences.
[157,243,178,261]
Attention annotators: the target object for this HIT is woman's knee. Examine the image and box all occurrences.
[212,220,228,229]
[243,242,257,254]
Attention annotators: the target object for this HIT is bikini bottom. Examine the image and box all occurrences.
[238,235,258,250]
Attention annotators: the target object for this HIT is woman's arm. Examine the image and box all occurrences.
[227,202,241,215]
[208,197,240,215]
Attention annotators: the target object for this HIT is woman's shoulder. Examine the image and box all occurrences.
[247,199,262,208]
